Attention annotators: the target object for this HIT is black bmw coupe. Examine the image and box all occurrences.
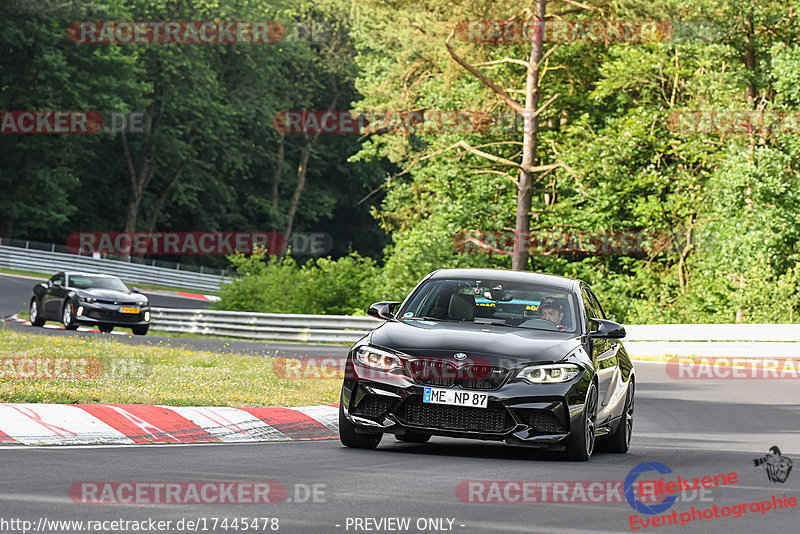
[339,268,634,461]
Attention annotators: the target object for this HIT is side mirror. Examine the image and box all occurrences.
[53,280,63,287]
[589,318,626,339]
[131,286,140,293]
[368,301,401,320]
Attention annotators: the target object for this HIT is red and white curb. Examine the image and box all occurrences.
[176,291,220,302]
[0,403,339,445]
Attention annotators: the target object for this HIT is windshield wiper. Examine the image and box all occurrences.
[403,316,460,322]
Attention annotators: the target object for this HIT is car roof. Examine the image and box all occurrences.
[426,268,581,291]
[64,272,121,278]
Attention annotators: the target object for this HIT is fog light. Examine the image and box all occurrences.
[144,311,150,322]
[77,306,84,316]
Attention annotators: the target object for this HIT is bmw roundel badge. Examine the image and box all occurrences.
[454,353,467,360]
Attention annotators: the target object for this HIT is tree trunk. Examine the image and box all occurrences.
[736,9,757,320]
[272,132,285,210]
[283,138,313,243]
[282,86,339,246]
[146,162,186,234]
[121,130,155,260]
[512,0,546,271]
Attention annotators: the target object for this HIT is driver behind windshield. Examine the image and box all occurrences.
[538,298,567,332]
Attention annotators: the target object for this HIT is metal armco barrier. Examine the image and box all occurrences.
[623,324,800,358]
[150,308,383,343]
[0,245,229,293]
[149,308,800,356]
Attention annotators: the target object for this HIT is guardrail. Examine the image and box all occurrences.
[149,308,800,356]
[0,245,230,293]
[623,324,800,357]
[150,308,382,344]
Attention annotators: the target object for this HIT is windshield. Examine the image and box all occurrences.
[69,275,129,292]
[399,278,578,333]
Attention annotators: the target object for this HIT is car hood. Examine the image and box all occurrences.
[368,320,582,366]
[75,288,144,302]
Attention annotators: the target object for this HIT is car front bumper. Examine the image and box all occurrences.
[341,358,592,449]
[73,301,150,328]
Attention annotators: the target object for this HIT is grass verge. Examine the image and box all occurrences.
[0,330,341,406]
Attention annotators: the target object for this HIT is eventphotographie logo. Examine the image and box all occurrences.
[753,447,793,483]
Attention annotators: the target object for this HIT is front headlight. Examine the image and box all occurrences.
[81,296,97,303]
[137,301,147,306]
[355,346,402,371]
[517,363,581,384]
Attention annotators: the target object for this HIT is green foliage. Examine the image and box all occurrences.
[215,252,381,315]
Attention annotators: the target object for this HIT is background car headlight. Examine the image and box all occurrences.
[356,346,401,371]
[517,363,581,384]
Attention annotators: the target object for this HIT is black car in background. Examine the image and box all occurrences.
[339,268,634,461]
[30,272,150,335]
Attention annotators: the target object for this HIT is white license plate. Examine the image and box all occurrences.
[423,387,488,408]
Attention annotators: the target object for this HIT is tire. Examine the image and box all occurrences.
[396,431,431,443]
[62,301,78,330]
[565,382,598,461]
[99,325,114,334]
[339,403,382,449]
[29,298,45,326]
[132,326,149,336]
[601,380,634,453]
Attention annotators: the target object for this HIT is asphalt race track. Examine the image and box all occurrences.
[1,368,798,532]
[1,274,799,533]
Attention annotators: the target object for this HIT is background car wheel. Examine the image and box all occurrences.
[98,325,114,334]
[339,403,382,449]
[29,298,45,326]
[61,301,78,330]
[395,431,431,443]
[131,326,149,336]
[565,382,598,461]
[601,380,634,453]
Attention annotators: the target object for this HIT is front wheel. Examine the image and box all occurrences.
[99,325,114,334]
[565,382,598,461]
[62,301,78,330]
[131,326,149,336]
[30,298,45,326]
[339,403,382,449]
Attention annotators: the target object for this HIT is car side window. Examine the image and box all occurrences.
[581,287,598,332]
[587,289,607,320]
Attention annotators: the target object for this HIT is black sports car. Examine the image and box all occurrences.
[30,272,150,335]
[339,268,634,461]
